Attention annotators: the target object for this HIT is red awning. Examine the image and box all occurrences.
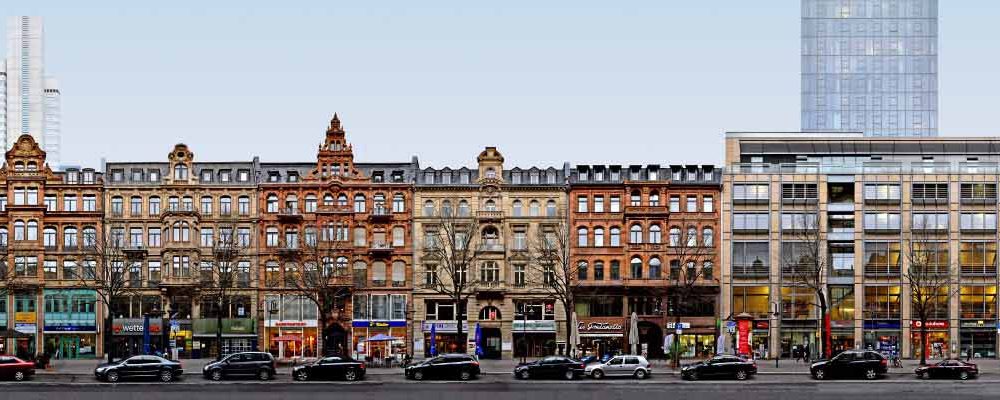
[272,335,303,342]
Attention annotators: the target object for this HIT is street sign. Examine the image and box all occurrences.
[725,321,737,328]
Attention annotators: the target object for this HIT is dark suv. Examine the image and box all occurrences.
[810,350,887,380]
[405,354,481,381]
[202,352,276,381]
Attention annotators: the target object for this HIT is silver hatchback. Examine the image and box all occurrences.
[585,355,651,379]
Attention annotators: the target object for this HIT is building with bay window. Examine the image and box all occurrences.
[411,147,569,359]
[722,132,1000,360]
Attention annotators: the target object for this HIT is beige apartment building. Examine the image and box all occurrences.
[412,147,569,360]
[722,132,1000,360]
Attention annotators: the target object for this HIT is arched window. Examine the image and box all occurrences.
[63,226,78,247]
[649,257,662,279]
[577,261,589,280]
[220,196,233,215]
[353,194,366,213]
[13,220,25,241]
[238,196,250,215]
[529,200,540,216]
[481,226,500,246]
[200,195,213,215]
[546,200,557,217]
[687,226,698,247]
[323,194,334,206]
[285,194,298,211]
[479,306,502,321]
[649,191,660,207]
[82,227,96,247]
[458,200,470,216]
[484,200,497,212]
[702,227,714,247]
[594,227,605,247]
[610,227,621,246]
[336,256,348,271]
[577,227,588,247]
[629,224,643,244]
[373,193,386,210]
[630,190,642,206]
[266,194,279,213]
[648,224,661,244]
[303,194,317,213]
[337,194,348,206]
[174,164,188,180]
[173,222,190,242]
[26,161,37,171]
[630,257,643,279]
[26,220,37,241]
[593,261,605,281]
[669,227,681,246]
[353,261,368,284]
[512,200,523,217]
[266,227,279,247]
[43,226,56,248]
[423,200,435,217]
[485,167,497,179]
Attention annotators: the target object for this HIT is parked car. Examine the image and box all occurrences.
[202,352,276,381]
[404,354,480,381]
[0,356,35,381]
[914,359,978,380]
[513,356,586,380]
[579,355,600,365]
[681,355,757,381]
[810,350,887,380]
[94,355,183,383]
[293,356,366,381]
[585,355,651,379]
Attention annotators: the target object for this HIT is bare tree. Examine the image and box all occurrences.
[421,206,482,353]
[197,218,254,360]
[664,220,717,367]
[77,223,139,362]
[286,235,353,357]
[528,221,579,357]
[904,222,955,366]
[780,211,837,361]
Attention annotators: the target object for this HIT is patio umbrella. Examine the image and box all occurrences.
[628,312,639,355]
[716,334,727,355]
[429,323,437,356]
[570,312,580,356]
[474,323,483,357]
[142,314,151,355]
[367,333,400,342]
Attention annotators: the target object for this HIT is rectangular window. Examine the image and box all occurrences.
[863,242,901,276]
[913,213,949,231]
[961,183,998,203]
[863,285,902,320]
[669,196,680,212]
[732,286,769,319]
[63,195,77,212]
[781,287,816,320]
[830,286,855,321]
[961,213,998,231]
[863,184,901,202]
[702,196,713,213]
[733,184,769,202]
[781,183,818,202]
[781,213,818,231]
[593,196,604,213]
[960,286,997,320]
[960,241,997,276]
[577,196,588,213]
[911,183,948,202]
[863,212,901,231]
[609,196,621,212]
[685,196,697,212]
[731,242,769,276]
[733,213,769,232]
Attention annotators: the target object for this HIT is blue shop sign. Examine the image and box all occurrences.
[863,320,901,330]
[45,323,97,332]
[352,320,406,328]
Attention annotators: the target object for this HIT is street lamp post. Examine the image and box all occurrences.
[770,302,780,368]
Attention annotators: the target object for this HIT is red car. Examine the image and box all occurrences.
[0,356,35,381]
[914,359,978,380]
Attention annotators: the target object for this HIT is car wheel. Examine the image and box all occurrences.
[295,370,309,381]
[916,371,925,379]
[459,370,472,381]
[210,369,223,381]
[592,369,604,379]
[345,369,358,382]
[106,371,120,383]
[258,369,271,381]
[735,370,748,381]
[865,369,877,380]
[13,371,25,381]
[519,370,530,380]
[413,371,425,381]
[160,370,174,383]
[634,369,647,380]
[564,370,576,380]
[959,371,970,381]
[813,370,825,380]
[688,371,699,381]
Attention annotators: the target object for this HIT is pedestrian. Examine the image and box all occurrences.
[967,347,973,361]
[803,344,810,363]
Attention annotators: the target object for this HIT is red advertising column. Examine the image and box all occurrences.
[736,319,752,356]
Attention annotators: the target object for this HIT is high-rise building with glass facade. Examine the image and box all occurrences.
[4,16,61,166]
[801,0,938,137]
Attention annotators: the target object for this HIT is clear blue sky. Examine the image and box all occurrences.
[5,1,1000,168]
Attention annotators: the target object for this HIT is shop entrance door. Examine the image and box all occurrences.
[480,328,501,359]
[59,336,80,359]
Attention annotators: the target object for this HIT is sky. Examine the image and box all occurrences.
[4,1,1000,169]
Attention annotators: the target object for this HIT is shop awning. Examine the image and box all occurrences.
[579,333,623,338]
[193,333,259,338]
[272,335,303,342]
[366,333,400,342]
[0,329,31,338]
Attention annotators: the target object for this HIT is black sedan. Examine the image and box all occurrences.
[514,356,585,380]
[810,350,887,380]
[293,356,366,381]
[404,354,480,381]
[681,355,757,381]
[94,355,183,383]
[915,359,978,380]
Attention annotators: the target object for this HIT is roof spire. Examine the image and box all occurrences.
[329,113,343,132]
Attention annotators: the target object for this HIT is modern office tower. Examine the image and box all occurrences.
[0,61,6,141]
[5,16,60,166]
[801,0,938,137]
[43,77,60,167]
[722,131,1000,361]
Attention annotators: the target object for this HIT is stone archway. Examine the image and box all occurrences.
[638,321,664,359]
[323,323,349,357]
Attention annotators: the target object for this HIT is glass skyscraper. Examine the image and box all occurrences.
[801,0,938,137]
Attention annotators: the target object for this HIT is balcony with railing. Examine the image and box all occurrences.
[369,206,392,221]
[732,264,769,279]
[163,204,199,216]
[369,241,393,254]
[371,279,387,287]
[277,245,300,258]
[317,204,352,214]
[623,205,669,216]
[960,264,997,277]
[277,207,303,221]
[478,242,505,253]
[392,279,406,288]
[864,264,902,278]
[477,210,504,221]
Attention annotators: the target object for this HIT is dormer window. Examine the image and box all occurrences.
[442,173,451,185]
[391,171,404,183]
[630,168,640,181]
[13,162,24,171]
[26,162,37,171]
[111,170,123,182]
[530,172,539,184]
[486,167,496,179]
[511,173,521,184]
[460,172,470,184]
[238,170,249,182]
[131,169,143,182]
[220,170,231,182]
[287,173,299,183]
[67,170,79,183]
[372,172,384,183]
[174,164,188,180]
[593,170,603,182]
[201,170,213,182]
[687,167,697,182]
[83,171,94,184]
[148,169,160,181]
[672,168,682,181]
[268,172,280,182]
[648,169,658,181]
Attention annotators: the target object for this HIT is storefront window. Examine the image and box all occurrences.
[960,285,997,320]
[912,331,949,359]
[575,296,622,318]
[732,286,769,319]
[515,301,555,320]
[863,285,901,320]
[677,334,715,358]
[780,287,816,319]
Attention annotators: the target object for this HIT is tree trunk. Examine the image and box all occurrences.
[216,309,224,361]
[454,299,465,354]
[817,290,828,360]
[105,314,114,363]
[920,315,928,366]
[563,304,574,357]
